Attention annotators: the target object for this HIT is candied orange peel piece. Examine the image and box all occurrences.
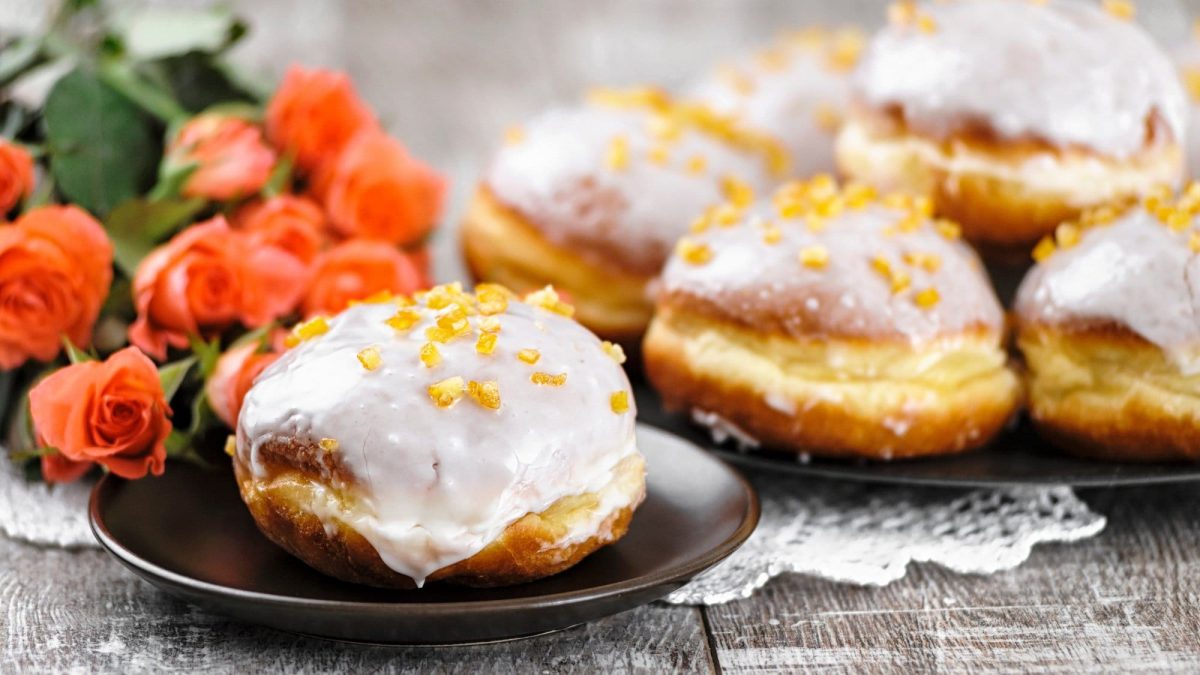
[428,376,466,408]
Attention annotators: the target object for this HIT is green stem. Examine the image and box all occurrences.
[0,36,47,89]
[98,60,188,125]
[8,446,53,463]
[24,172,55,209]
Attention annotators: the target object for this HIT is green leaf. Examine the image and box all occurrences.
[164,429,190,455]
[98,59,188,123]
[229,324,275,352]
[24,170,55,209]
[262,152,293,198]
[5,372,40,456]
[157,356,196,402]
[158,53,257,113]
[99,277,134,320]
[44,68,161,215]
[188,334,222,379]
[117,7,245,61]
[104,197,205,276]
[60,336,96,364]
[0,36,44,88]
[163,387,216,468]
[188,387,214,435]
[148,161,197,202]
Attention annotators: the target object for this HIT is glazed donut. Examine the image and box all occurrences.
[234,283,645,588]
[642,176,1020,460]
[688,26,865,178]
[835,0,1186,256]
[461,88,784,344]
[1015,186,1200,462]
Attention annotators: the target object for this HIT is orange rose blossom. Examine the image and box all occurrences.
[0,206,112,369]
[29,346,171,482]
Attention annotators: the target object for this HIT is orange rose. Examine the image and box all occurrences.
[205,342,280,428]
[302,240,426,316]
[166,113,277,201]
[129,217,308,360]
[233,195,326,264]
[312,130,445,246]
[265,66,378,173]
[29,347,171,482]
[0,140,34,213]
[0,206,113,369]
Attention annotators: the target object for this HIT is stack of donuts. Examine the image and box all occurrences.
[464,0,1200,464]
[232,0,1200,592]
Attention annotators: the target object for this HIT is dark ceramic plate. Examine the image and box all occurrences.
[633,383,1200,488]
[89,425,758,645]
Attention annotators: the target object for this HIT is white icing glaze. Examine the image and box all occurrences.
[485,104,775,276]
[237,296,639,586]
[853,0,1186,158]
[1015,209,1200,372]
[1173,42,1200,178]
[659,203,1005,342]
[691,408,760,451]
[688,30,859,178]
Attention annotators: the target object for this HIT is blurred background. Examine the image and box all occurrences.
[1,0,1197,281]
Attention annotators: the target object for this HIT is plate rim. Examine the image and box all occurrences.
[704,444,1200,488]
[633,386,1200,489]
[88,424,760,615]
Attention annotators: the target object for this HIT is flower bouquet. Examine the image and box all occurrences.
[0,2,445,484]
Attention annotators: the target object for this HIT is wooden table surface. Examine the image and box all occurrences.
[5,0,1200,671]
[5,482,1200,672]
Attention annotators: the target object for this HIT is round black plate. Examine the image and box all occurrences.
[89,425,758,645]
[633,383,1200,488]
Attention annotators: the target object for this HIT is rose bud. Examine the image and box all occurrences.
[205,341,280,428]
[166,113,277,201]
[0,139,34,213]
[301,239,426,317]
[0,206,112,369]
[265,66,378,173]
[30,347,171,482]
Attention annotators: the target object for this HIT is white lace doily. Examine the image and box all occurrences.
[0,457,96,548]
[666,471,1105,605]
[1,457,1105,603]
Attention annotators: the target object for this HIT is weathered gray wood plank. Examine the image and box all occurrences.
[703,483,1200,673]
[0,537,713,673]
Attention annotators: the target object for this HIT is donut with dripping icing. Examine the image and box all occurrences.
[835,0,1185,257]
[687,26,865,179]
[461,88,784,345]
[234,283,645,588]
[1014,187,1200,462]
[642,177,1021,460]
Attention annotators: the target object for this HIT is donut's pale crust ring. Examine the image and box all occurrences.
[235,445,645,588]
[1018,325,1200,462]
[644,306,1021,460]
[835,115,1183,254]
[462,187,653,344]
